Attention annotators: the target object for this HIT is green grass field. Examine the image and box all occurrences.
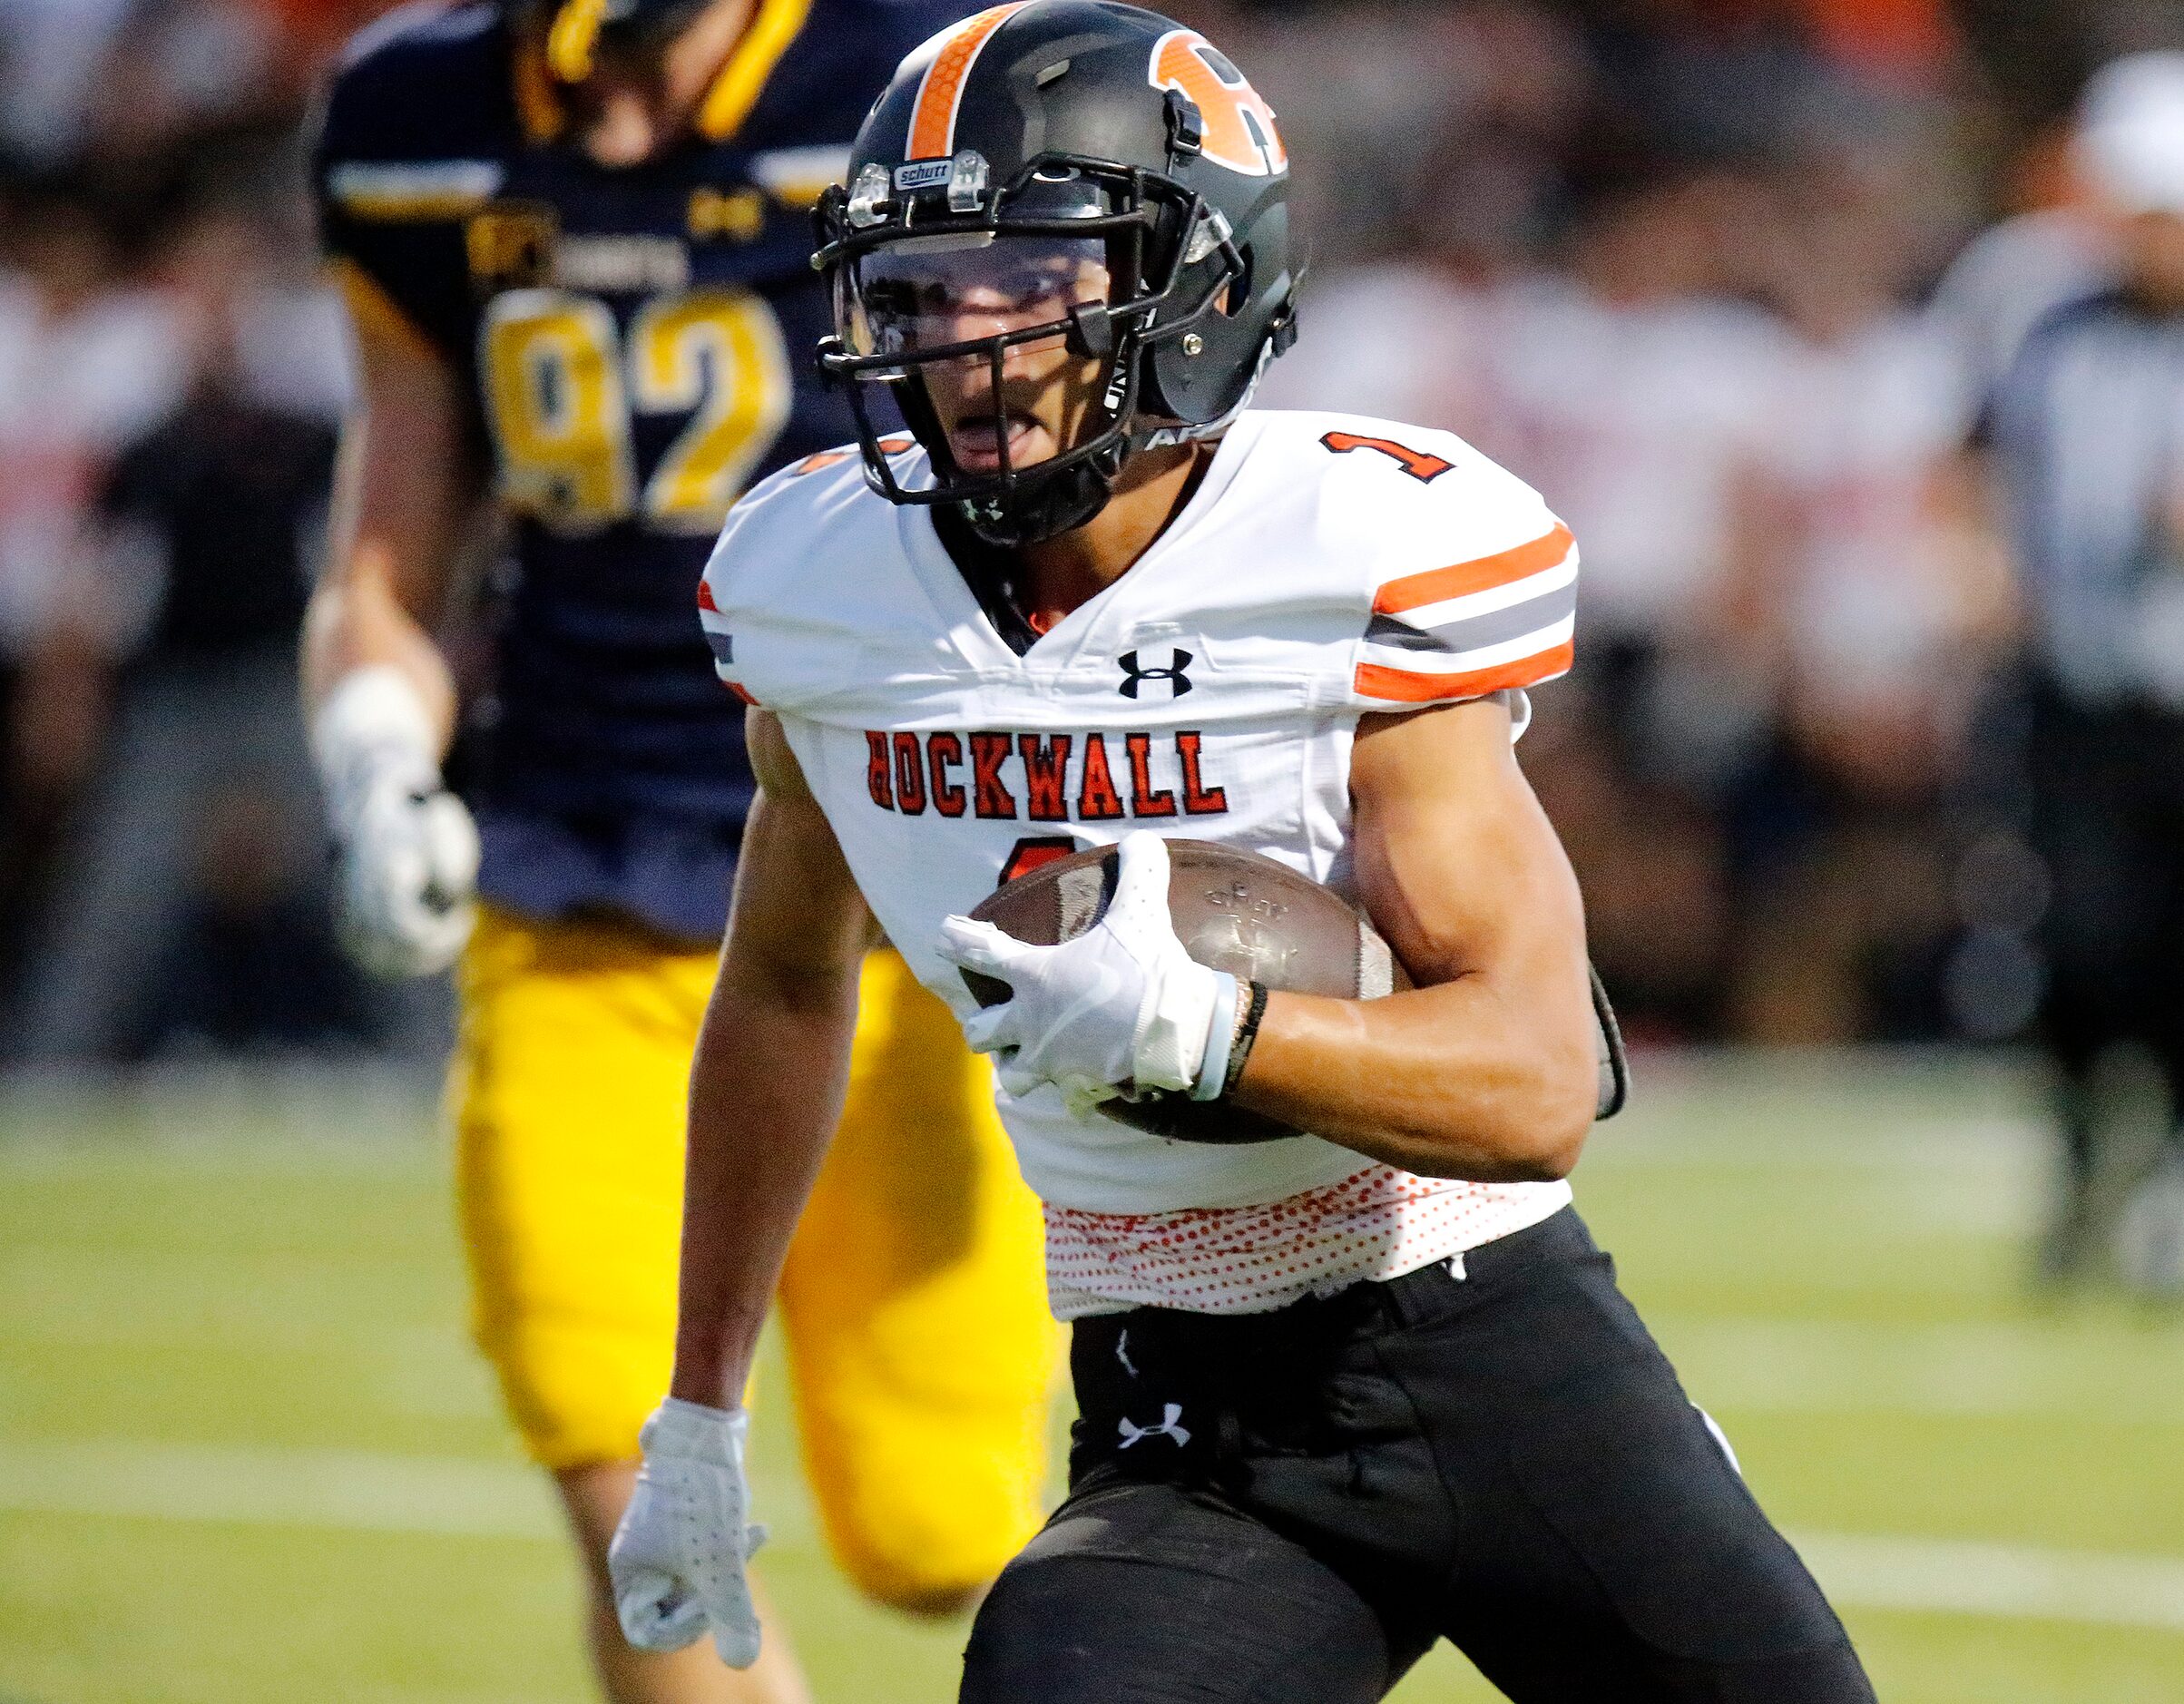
[3,1054,2182,1703]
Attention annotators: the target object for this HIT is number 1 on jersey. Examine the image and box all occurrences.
[998,836,1079,887]
[1318,430,1454,483]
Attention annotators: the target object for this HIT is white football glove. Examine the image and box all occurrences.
[310,666,479,979]
[935,830,1239,1109]
[609,1399,767,1668]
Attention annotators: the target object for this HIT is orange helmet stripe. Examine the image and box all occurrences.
[906,3,1030,161]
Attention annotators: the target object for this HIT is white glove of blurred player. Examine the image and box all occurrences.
[935,830,1238,1107]
[309,666,479,979]
[609,1398,768,1668]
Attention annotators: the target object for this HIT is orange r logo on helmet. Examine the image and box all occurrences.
[1147,31,1286,178]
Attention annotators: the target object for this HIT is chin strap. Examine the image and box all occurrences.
[959,443,1123,547]
[1591,963,1630,1120]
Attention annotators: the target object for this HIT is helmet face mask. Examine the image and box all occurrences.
[817,151,1249,540]
[812,3,1297,547]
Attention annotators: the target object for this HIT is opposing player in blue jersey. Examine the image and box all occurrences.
[304,4,1060,1699]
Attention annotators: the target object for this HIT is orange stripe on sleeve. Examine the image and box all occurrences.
[723,681,758,705]
[1372,522,1574,616]
[697,580,720,612]
[906,4,1027,160]
[1353,639,1574,704]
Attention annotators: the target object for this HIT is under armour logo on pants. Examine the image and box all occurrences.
[1118,1403,1191,1448]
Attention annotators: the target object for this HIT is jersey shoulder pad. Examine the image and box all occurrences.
[698,446,918,715]
[1244,410,1577,710]
[316,2,514,192]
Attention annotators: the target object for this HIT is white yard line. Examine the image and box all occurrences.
[3,1438,2180,1634]
[1660,1317,2184,1423]
[1789,1529,2184,1632]
[0,1438,556,1542]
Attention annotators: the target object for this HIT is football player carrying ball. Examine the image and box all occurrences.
[614,4,1879,1699]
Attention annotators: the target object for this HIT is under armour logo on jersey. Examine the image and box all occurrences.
[1118,648,1193,699]
[1118,1403,1190,1449]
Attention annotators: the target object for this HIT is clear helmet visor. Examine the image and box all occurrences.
[838,230,1113,364]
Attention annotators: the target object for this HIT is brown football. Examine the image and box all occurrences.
[962,838,1410,1143]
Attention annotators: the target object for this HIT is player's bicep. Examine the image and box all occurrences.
[724,711,877,1001]
[321,267,483,623]
[1349,698,1589,1010]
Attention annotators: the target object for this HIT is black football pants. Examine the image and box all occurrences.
[960,1209,1875,1703]
[2025,686,2184,1111]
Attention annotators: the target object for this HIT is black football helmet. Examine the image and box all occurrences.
[813,0,1298,544]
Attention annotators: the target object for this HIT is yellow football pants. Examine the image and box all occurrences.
[449,904,1061,1607]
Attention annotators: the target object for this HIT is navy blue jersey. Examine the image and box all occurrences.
[313,0,965,941]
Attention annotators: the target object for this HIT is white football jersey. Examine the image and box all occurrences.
[700,408,1576,1223]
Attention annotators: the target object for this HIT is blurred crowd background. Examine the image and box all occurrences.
[0,0,2169,1063]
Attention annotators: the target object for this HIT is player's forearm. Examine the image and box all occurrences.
[1231,974,1597,1181]
[667,952,861,1410]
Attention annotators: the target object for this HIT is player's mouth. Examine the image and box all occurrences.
[946,412,1050,475]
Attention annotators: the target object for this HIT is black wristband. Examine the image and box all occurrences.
[1221,980,1269,1097]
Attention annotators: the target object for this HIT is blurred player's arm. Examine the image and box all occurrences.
[300,278,490,976]
[1934,446,2022,653]
[1232,693,1600,1181]
[609,708,875,1666]
[303,275,480,736]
